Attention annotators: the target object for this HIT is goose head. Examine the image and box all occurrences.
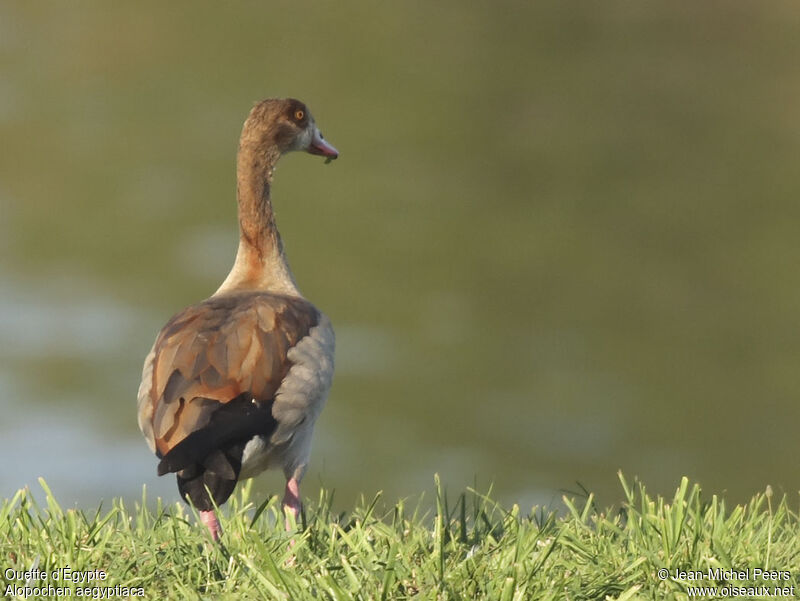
[240,98,338,161]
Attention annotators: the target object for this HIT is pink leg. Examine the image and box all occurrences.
[200,510,221,541]
[282,477,302,530]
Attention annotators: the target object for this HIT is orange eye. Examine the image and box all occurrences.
[295,109,304,121]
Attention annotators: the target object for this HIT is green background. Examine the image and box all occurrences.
[1,1,799,510]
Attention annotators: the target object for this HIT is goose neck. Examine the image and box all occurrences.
[214,143,299,296]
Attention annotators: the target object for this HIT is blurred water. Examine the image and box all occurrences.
[0,275,170,504]
[2,1,800,511]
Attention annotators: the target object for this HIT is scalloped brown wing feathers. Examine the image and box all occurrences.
[140,292,318,457]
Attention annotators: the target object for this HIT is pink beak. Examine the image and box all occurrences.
[307,127,339,159]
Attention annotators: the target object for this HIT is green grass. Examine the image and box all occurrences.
[2,474,799,600]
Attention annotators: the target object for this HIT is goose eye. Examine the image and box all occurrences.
[294,109,304,121]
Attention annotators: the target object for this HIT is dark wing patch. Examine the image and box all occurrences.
[157,394,276,476]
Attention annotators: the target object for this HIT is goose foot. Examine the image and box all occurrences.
[200,510,221,541]
[282,477,301,530]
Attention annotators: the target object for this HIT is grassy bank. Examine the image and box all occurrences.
[2,474,798,600]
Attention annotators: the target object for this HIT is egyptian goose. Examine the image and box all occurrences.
[137,98,338,540]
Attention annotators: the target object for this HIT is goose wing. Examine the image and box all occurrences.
[137,292,319,462]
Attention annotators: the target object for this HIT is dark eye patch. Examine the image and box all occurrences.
[287,100,308,125]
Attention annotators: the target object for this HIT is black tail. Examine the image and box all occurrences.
[175,446,245,511]
[157,395,278,511]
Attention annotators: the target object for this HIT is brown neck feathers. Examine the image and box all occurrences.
[235,140,282,259]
